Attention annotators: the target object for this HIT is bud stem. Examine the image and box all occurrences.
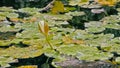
[46,36,54,50]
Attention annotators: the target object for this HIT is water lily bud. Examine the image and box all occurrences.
[91,8,105,14]
[38,20,49,36]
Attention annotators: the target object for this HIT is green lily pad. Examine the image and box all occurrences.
[0,7,16,12]
[0,45,43,58]
[41,13,72,21]
[69,0,89,6]
[78,52,112,61]
[86,27,105,33]
[6,13,19,18]
[85,21,103,28]
[81,3,102,9]
[0,16,6,21]
[65,11,85,16]
[18,8,39,15]
[116,57,120,64]
[110,44,120,53]
[0,56,18,68]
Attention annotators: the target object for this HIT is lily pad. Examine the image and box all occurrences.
[18,8,39,15]
[65,11,85,16]
[0,45,43,58]
[6,13,19,18]
[69,0,89,6]
[0,56,18,68]
[0,7,16,12]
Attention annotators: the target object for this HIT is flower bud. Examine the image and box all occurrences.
[38,20,49,36]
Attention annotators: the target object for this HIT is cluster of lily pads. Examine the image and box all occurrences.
[0,0,120,68]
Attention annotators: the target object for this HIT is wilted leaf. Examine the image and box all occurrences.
[18,65,38,68]
[95,0,117,6]
[9,18,20,22]
[51,1,64,14]
[62,35,84,44]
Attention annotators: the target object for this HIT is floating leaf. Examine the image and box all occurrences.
[0,7,16,12]
[18,8,39,15]
[110,44,120,53]
[57,44,81,56]
[117,8,120,12]
[7,13,19,18]
[65,11,85,16]
[18,65,38,68]
[16,23,44,39]
[51,1,64,14]
[19,17,38,23]
[0,22,44,59]
[64,7,76,13]
[0,56,17,68]
[95,0,117,6]
[85,21,103,28]
[62,35,72,44]
[100,15,120,25]
[78,52,112,61]
[0,12,9,21]
[116,57,120,64]
[86,27,105,33]
[85,34,114,46]
[0,16,6,21]
[81,3,102,9]
[44,48,61,58]
[8,18,20,22]
[104,23,120,29]
[62,35,84,44]
[0,45,43,58]
[69,0,89,6]
[91,8,105,14]
[41,63,50,68]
